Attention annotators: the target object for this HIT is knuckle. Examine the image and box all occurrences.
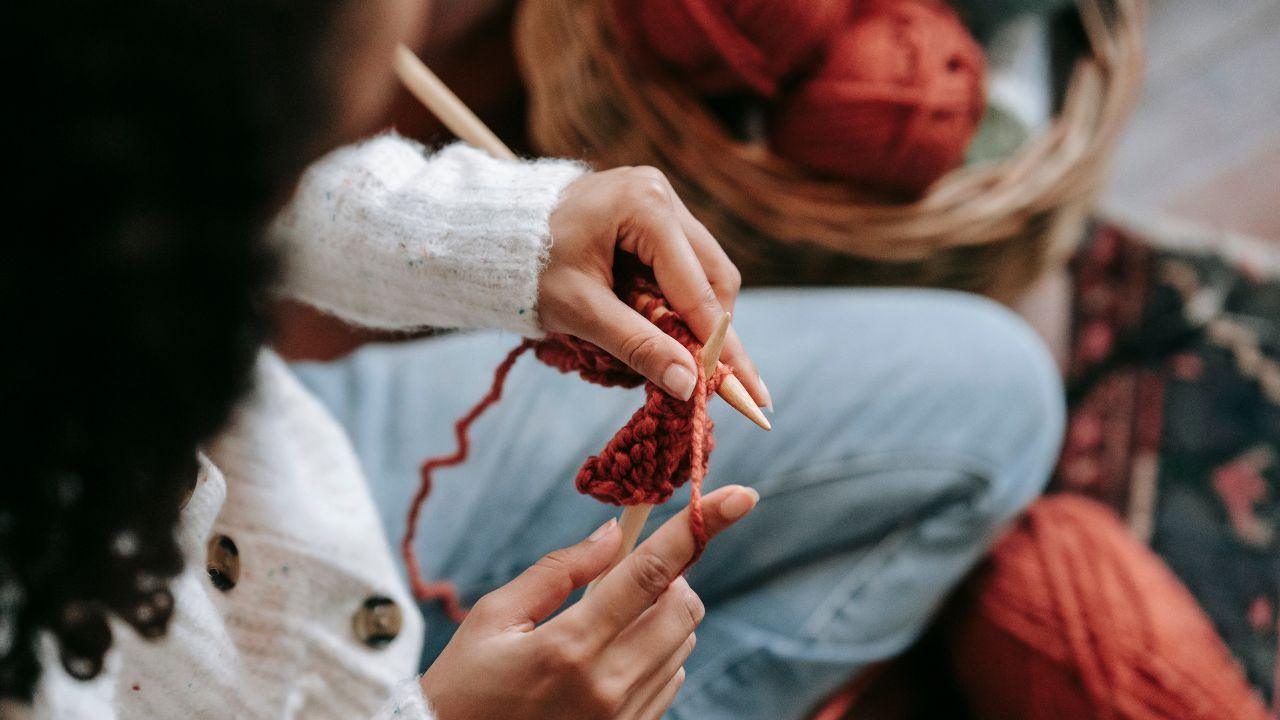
[580,693,615,718]
[535,549,573,577]
[720,264,743,293]
[547,635,592,674]
[585,679,626,717]
[624,170,671,209]
[618,329,668,374]
[466,593,498,620]
[531,551,576,594]
[679,587,705,629]
[528,636,561,674]
[628,550,675,596]
[631,165,668,184]
[696,282,722,312]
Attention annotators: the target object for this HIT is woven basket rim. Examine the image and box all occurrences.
[515,0,1147,300]
[519,0,1146,260]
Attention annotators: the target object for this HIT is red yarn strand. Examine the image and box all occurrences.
[684,362,713,566]
[402,339,536,623]
[402,279,724,620]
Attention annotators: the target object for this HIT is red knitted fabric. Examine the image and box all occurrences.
[949,495,1270,720]
[770,0,985,197]
[402,276,727,622]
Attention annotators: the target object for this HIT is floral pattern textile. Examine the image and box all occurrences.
[1056,224,1280,702]
[815,222,1280,720]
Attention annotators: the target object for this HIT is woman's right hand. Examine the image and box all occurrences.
[419,485,759,720]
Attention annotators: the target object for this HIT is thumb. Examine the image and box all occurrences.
[576,284,700,401]
[476,518,621,630]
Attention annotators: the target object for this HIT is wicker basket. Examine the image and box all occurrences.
[515,0,1146,301]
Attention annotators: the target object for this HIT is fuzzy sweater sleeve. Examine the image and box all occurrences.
[271,133,587,336]
[372,679,435,720]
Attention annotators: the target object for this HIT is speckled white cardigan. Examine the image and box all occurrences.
[8,134,585,720]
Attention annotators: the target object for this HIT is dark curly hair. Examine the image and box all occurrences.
[3,0,347,699]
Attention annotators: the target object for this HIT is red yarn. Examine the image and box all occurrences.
[614,0,852,97]
[402,276,726,622]
[770,0,986,197]
[949,496,1269,720]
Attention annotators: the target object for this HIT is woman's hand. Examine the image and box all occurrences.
[420,485,760,720]
[541,167,769,406]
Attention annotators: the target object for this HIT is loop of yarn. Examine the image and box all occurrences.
[615,0,853,97]
[950,495,1270,720]
[539,310,725,507]
[402,276,724,622]
[769,0,985,197]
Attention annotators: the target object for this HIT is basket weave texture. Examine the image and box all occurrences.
[515,0,1147,300]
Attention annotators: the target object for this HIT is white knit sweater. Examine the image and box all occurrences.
[7,134,586,719]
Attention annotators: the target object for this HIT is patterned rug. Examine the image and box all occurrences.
[817,220,1280,719]
[1056,222,1280,701]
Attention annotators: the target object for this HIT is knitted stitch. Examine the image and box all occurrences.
[403,275,727,621]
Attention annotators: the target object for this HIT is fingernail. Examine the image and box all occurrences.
[679,579,704,620]
[588,517,617,542]
[720,488,759,521]
[662,364,696,402]
[757,379,774,411]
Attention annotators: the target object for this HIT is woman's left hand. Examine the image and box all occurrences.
[540,166,769,406]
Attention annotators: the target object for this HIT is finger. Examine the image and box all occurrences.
[638,668,687,720]
[671,199,738,313]
[553,485,758,642]
[672,197,771,408]
[614,634,695,720]
[602,576,702,686]
[620,192,728,360]
[571,279,701,401]
[475,518,620,631]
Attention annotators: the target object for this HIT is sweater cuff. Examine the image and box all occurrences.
[272,133,587,336]
[372,678,435,720]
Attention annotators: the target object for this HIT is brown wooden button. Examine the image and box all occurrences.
[129,589,175,638]
[60,651,103,681]
[352,595,402,648]
[206,535,240,591]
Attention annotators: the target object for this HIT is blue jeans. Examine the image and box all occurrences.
[292,289,1065,720]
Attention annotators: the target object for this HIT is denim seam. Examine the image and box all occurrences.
[758,449,1000,498]
[794,470,990,647]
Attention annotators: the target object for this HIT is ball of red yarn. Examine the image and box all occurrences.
[616,0,853,97]
[770,0,986,196]
[949,495,1269,720]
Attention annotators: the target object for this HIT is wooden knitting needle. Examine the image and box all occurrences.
[392,45,770,431]
[587,311,733,593]
[634,294,771,432]
[392,45,517,160]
